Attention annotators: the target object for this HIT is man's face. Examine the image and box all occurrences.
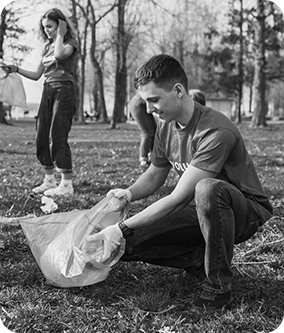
[138,81,182,123]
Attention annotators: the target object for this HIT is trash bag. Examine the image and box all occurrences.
[20,194,129,288]
[0,67,27,108]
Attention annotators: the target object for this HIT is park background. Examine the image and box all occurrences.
[0,118,284,333]
[0,0,284,127]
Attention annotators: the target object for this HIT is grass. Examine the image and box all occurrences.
[0,119,284,333]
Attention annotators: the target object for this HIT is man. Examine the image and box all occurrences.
[87,54,273,312]
[129,89,206,168]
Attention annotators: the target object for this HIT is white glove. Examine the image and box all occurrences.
[85,224,123,262]
[107,188,132,202]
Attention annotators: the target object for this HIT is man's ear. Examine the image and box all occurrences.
[174,83,184,98]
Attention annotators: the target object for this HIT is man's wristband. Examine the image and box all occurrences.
[118,221,134,238]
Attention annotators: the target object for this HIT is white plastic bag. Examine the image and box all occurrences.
[0,67,27,108]
[20,194,129,288]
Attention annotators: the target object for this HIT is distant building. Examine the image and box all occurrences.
[206,97,236,120]
[9,103,39,120]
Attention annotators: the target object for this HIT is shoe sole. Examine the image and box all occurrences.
[191,297,233,313]
[44,192,74,197]
[32,186,57,194]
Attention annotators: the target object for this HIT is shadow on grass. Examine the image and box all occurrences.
[1,231,283,314]
[1,224,283,332]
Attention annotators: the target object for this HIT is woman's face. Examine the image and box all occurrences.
[42,18,58,40]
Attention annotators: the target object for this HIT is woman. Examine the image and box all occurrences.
[5,8,78,197]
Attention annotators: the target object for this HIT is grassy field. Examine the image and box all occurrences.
[0,119,284,333]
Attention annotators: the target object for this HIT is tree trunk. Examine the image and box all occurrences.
[110,0,129,129]
[88,0,109,124]
[92,80,99,118]
[76,62,85,123]
[70,0,88,124]
[251,0,267,127]
[178,40,184,66]
[92,73,108,122]
[0,103,9,125]
[0,7,7,59]
[92,58,108,123]
[249,82,253,113]
[0,8,9,125]
[236,0,244,124]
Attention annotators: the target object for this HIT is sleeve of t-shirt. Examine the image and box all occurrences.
[150,123,172,168]
[66,38,79,51]
[191,128,237,173]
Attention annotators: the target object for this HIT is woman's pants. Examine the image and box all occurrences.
[36,81,76,173]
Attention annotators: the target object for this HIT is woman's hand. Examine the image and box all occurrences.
[57,19,67,37]
[1,65,18,74]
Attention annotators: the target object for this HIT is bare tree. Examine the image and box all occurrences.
[250,0,284,127]
[110,0,132,129]
[237,0,244,124]
[88,0,117,123]
[251,0,268,127]
[0,7,9,124]
[0,3,30,124]
[70,0,89,123]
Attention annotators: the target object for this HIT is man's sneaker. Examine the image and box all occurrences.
[32,179,57,194]
[192,289,233,313]
[44,183,74,197]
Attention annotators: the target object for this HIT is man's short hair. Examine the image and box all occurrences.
[134,54,189,92]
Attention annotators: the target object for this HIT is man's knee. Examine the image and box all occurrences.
[195,178,219,201]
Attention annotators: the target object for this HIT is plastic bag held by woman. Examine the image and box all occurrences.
[20,194,129,288]
[0,65,27,108]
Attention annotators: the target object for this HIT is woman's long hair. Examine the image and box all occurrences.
[39,8,76,43]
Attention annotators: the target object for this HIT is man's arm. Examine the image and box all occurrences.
[128,163,171,201]
[124,165,217,230]
[86,164,216,262]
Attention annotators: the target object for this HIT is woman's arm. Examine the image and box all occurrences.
[54,37,75,60]
[3,62,44,81]
[54,20,75,60]
[17,62,45,81]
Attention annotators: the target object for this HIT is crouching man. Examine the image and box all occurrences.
[88,54,273,312]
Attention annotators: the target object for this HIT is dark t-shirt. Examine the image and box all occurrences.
[41,38,78,84]
[151,102,273,222]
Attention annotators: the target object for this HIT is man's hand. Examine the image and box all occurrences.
[58,19,67,37]
[107,194,129,212]
[107,188,132,202]
[85,224,123,262]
